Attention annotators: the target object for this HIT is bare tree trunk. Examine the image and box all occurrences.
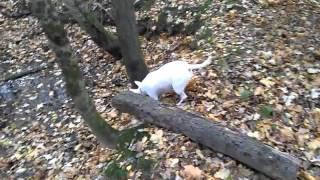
[112,91,301,180]
[31,0,119,149]
[111,0,149,87]
[64,0,122,60]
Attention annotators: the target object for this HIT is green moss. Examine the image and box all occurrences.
[224,0,239,5]
[199,0,213,14]
[136,157,155,172]
[217,58,229,71]
[117,124,149,152]
[137,0,156,11]
[259,105,274,118]
[104,161,128,180]
[240,89,252,101]
[197,27,213,42]
[104,125,156,178]
[271,123,278,130]
[226,175,233,180]
[0,139,12,147]
[43,23,68,46]
[80,11,118,44]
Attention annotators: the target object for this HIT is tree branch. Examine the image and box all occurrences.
[31,0,119,149]
[0,63,53,82]
[64,0,122,59]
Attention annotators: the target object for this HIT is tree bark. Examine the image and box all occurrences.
[64,0,122,60]
[31,0,119,149]
[111,0,149,87]
[88,2,203,37]
[112,91,301,180]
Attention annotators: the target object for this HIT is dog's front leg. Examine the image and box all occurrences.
[176,92,187,106]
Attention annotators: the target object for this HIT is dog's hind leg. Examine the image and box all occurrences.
[172,77,190,105]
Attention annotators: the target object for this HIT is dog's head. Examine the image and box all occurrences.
[129,81,143,94]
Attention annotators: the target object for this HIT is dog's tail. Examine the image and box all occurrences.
[188,56,212,70]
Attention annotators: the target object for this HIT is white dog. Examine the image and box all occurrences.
[130,56,212,105]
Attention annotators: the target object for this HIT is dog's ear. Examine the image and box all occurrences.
[134,81,142,87]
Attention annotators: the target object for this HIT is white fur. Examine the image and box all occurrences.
[130,56,212,105]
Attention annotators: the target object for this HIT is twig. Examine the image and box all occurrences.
[1,63,54,82]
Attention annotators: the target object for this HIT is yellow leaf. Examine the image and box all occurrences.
[247,131,261,140]
[307,138,320,150]
[298,170,316,180]
[208,113,221,121]
[214,168,231,179]
[311,108,320,123]
[267,0,282,5]
[182,165,202,180]
[279,127,295,142]
[260,78,276,88]
[205,90,216,100]
[222,99,237,108]
[312,76,320,86]
[26,148,39,160]
[288,105,303,113]
[107,109,118,118]
[196,149,205,159]
[126,165,132,171]
[254,86,265,96]
[216,43,224,49]
[166,158,179,168]
[150,129,164,145]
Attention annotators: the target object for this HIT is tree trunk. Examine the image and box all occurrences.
[31,0,119,149]
[112,91,301,180]
[65,0,122,60]
[111,0,149,87]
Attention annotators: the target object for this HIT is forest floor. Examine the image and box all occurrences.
[0,0,320,179]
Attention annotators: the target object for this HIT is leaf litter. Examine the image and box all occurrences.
[0,0,320,179]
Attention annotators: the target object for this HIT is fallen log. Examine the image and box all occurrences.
[112,91,301,180]
[1,63,53,82]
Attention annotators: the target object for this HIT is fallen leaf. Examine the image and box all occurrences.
[63,167,78,178]
[267,0,282,6]
[297,128,310,147]
[308,138,320,150]
[279,127,295,142]
[182,165,202,180]
[150,129,164,144]
[260,78,276,88]
[166,158,179,168]
[107,109,118,118]
[222,99,237,108]
[216,43,224,49]
[196,149,205,159]
[254,86,265,96]
[205,90,216,100]
[312,76,320,86]
[214,168,231,179]
[247,131,261,140]
[298,170,316,180]
[186,77,199,92]
[311,108,320,125]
